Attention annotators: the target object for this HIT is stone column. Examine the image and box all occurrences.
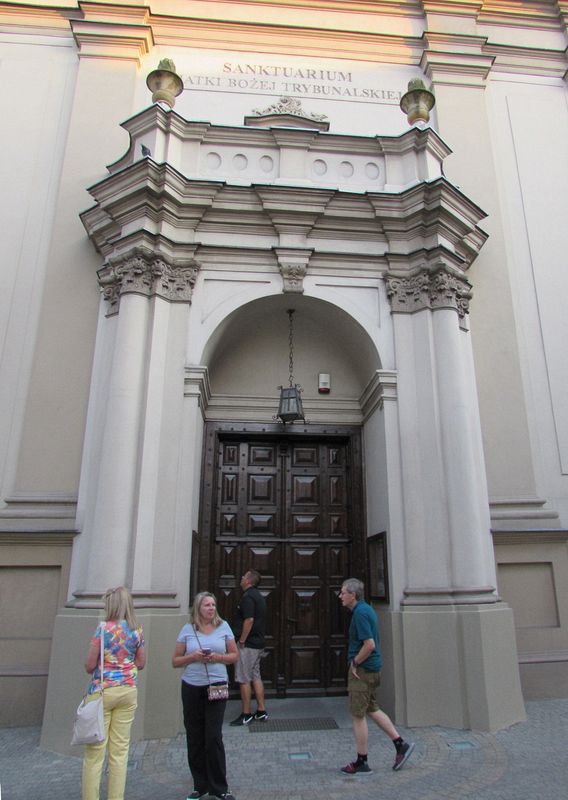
[383,261,526,730]
[42,249,199,752]
[420,30,541,528]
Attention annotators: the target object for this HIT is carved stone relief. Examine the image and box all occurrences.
[274,248,313,294]
[97,249,199,315]
[385,265,472,318]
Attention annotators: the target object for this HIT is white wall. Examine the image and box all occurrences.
[0,39,77,506]
[488,76,568,526]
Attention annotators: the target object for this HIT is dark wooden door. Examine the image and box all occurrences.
[199,424,364,695]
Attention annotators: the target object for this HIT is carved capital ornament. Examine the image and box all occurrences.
[386,265,472,318]
[279,262,308,293]
[97,250,199,314]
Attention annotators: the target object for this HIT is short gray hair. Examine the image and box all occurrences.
[342,578,364,600]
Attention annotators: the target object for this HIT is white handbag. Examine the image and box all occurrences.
[71,622,106,746]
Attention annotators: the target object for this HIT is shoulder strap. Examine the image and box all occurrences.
[99,622,106,690]
[192,625,213,685]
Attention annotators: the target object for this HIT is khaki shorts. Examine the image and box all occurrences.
[234,646,263,683]
[347,668,381,718]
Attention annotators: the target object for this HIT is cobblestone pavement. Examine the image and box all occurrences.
[1,697,567,800]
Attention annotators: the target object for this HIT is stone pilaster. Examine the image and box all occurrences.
[383,253,525,730]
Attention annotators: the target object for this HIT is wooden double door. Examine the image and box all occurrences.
[198,424,365,695]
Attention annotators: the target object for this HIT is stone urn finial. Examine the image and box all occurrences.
[400,78,436,127]
[146,58,183,109]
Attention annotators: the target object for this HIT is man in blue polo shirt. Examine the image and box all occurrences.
[339,578,415,774]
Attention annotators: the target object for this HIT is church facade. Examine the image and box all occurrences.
[1,0,567,751]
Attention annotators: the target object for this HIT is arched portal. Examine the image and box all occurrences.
[194,294,383,693]
[37,104,524,753]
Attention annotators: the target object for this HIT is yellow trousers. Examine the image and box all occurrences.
[82,685,138,800]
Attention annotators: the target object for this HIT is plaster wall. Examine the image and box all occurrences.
[0,535,73,727]
[0,40,77,509]
[428,80,536,504]
[495,531,568,700]
[12,54,139,501]
[487,77,568,526]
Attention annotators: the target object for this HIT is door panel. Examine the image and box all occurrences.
[201,425,364,695]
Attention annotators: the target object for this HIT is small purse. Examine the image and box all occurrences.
[207,682,229,701]
[194,627,230,702]
[71,622,106,746]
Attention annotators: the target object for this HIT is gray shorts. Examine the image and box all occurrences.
[234,646,263,683]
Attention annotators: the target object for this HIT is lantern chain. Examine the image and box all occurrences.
[288,309,295,387]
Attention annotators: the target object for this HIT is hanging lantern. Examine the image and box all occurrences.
[276,310,305,424]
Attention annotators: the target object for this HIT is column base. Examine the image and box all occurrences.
[380,602,526,732]
[40,609,187,754]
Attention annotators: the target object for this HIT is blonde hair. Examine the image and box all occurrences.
[189,592,222,630]
[102,586,139,629]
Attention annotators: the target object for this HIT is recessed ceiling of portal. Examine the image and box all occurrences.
[206,294,380,400]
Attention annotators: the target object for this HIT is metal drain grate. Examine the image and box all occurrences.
[247,717,339,733]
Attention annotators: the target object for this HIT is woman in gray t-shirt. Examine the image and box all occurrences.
[172,592,238,800]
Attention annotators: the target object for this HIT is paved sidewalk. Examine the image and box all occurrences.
[1,697,567,800]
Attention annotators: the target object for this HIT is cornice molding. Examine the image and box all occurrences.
[493,529,568,546]
[82,144,487,283]
[201,392,363,424]
[420,32,495,86]
[70,1,153,62]
[0,529,76,546]
[478,1,561,31]
[184,365,212,420]
[82,173,487,269]
[70,589,180,609]
[402,585,498,605]
[98,247,199,314]
[360,369,398,420]
[2,1,568,79]
[0,492,77,519]
[485,41,568,78]
[149,15,424,66]
[0,3,77,38]
[489,495,561,531]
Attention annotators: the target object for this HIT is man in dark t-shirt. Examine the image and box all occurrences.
[230,569,268,725]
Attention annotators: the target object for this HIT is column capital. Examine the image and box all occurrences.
[97,248,199,315]
[385,262,472,319]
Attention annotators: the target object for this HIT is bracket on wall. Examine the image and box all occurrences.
[274,248,313,293]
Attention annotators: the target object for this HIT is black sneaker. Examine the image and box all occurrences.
[187,792,208,799]
[254,710,268,721]
[393,741,415,771]
[340,760,372,775]
[229,712,254,726]
[211,794,236,800]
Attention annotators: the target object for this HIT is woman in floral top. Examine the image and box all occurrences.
[82,586,146,800]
